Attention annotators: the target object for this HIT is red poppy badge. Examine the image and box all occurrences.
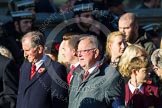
[38,68,46,73]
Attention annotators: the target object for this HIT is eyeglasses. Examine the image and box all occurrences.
[77,48,96,55]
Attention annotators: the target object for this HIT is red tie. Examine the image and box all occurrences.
[82,71,89,80]
[67,65,75,85]
[30,63,36,80]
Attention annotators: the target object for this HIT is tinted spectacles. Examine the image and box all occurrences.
[77,48,96,55]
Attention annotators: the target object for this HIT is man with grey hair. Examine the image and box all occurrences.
[68,35,125,108]
[16,31,68,108]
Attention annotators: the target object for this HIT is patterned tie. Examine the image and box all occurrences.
[67,65,75,85]
[82,71,89,80]
[30,63,36,80]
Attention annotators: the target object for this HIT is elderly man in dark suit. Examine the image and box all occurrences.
[16,31,68,108]
[68,35,125,108]
[0,54,19,108]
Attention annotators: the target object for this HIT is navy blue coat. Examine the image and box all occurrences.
[16,56,68,108]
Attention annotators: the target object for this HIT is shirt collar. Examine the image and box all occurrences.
[128,80,143,93]
[70,62,80,68]
[35,55,47,71]
[88,61,100,75]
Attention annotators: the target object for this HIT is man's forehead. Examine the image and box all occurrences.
[78,39,92,47]
[119,20,132,27]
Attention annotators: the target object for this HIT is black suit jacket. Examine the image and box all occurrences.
[16,56,68,108]
[0,55,19,108]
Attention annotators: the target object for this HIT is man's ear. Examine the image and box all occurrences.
[72,49,77,56]
[37,45,44,54]
[132,69,138,76]
[94,48,99,58]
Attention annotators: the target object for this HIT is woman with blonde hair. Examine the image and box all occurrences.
[118,44,148,78]
[106,31,127,67]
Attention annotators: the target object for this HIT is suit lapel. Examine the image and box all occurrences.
[74,63,107,97]
[24,63,47,91]
[22,62,32,91]
[74,68,100,97]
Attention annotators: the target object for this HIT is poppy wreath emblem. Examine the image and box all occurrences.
[38,68,46,74]
[54,43,60,51]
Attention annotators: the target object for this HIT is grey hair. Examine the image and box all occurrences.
[78,34,101,52]
[151,49,162,68]
[22,31,45,48]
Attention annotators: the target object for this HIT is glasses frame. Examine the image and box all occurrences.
[77,48,96,55]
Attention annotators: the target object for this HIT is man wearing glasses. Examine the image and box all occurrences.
[68,35,125,108]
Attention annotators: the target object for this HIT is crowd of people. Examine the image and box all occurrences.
[0,0,162,108]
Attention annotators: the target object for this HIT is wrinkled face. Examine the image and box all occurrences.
[22,38,41,63]
[77,39,98,70]
[136,67,150,83]
[108,35,127,58]
[79,11,93,28]
[19,19,33,34]
[61,40,74,64]
[118,19,138,43]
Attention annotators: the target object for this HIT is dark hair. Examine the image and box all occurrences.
[63,33,81,50]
